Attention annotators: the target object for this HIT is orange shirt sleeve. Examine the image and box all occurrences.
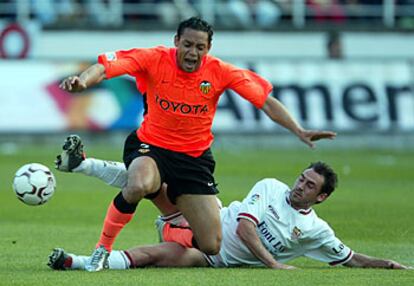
[223,63,272,109]
[97,48,157,79]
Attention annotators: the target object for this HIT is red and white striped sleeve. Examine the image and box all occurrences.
[304,226,354,266]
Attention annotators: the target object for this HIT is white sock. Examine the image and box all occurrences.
[108,250,131,269]
[72,158,128,188]
[160,212,188,227]
[68,251,130,270]
[69,254,89,270]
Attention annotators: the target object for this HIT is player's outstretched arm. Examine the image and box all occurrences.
[59,63,106,93]
[236,219,296,270]
[344,253,411,269]
[261,96,336,148]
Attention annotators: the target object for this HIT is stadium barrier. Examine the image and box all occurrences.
[1,59,413,134]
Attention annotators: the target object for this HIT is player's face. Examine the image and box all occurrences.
[290,169,328,209]
[174,28,211,73]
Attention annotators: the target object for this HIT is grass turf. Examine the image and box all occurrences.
[0,142,413,286]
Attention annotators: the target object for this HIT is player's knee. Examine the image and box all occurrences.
[125,179,156,198]
[198,235,222,255]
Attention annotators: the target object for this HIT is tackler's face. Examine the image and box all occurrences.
[174,28,211,73]
[290,168,328,209]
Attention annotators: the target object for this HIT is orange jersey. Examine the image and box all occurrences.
[98,46,272,157]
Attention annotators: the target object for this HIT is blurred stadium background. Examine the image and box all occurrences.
[0,1,414,285]
[0,0,413,147]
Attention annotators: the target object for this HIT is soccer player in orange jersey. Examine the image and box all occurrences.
[59,17,336,272]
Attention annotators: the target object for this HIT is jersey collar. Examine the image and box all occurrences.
[285,194,313,215]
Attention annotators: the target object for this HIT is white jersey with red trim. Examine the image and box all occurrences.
[206,178,353,267]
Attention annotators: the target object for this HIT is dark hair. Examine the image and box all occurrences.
[177,17,214,44]
[307,161,338,196]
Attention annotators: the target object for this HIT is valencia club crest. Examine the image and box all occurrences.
[200,81,212,95]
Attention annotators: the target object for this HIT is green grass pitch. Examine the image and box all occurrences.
[0,141,413,286]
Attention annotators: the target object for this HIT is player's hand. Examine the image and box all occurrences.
[271,263,297,270]
[282,265,297,270]
[389,260,411,270]
[297,129,337,148]
[59,76,87,92]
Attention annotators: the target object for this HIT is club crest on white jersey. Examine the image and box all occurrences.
[291,226,302,240]
[248,193,260,205]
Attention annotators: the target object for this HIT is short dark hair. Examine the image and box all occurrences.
[307,161,338,196]
[177,17,214,44]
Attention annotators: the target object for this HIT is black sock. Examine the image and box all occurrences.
[113,191,137,214]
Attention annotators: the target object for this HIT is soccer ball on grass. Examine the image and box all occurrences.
[13,163,56,206]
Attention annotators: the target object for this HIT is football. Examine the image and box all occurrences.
[12,163,56,206]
